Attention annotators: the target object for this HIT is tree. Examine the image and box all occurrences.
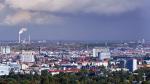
[41,76,49,84]
[21,80,30,84]
[40,70,50,84]
[7,78,18,84]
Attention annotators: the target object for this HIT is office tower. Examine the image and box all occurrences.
[126,59,137,72]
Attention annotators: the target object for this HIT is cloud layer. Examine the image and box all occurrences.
[4,11,32,25]
[0,3,5,11]
[0,0,145,25]
[6,0,143,14]
[3,11,64,25]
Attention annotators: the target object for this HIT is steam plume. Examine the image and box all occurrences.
[19,28,27,34]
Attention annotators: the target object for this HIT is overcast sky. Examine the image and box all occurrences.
[0,0,150,41]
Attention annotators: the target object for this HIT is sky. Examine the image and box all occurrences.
[0,0,150,41]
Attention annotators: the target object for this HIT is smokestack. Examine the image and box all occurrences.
[29,34,31,44]
[18,28,27,43]
[19,33,20,43]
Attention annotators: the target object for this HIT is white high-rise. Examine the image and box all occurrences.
[99,52,111,60]
[132,59,138,72]
[93,48,99,57]
[92,47,111,60]
[20,51,35,63]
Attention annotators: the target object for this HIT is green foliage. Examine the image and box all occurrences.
[0,68,150,84]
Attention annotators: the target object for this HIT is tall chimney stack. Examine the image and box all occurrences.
[19,33,21,43]
[29,34,31,44]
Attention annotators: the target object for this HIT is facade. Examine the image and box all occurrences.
[0,46,11,54]
[0,64,10,76]
[93,47,111,60]
[126,59,137,72]
[98,52,111,60]
[93,48,99,57]
[117,59,126,68]
[9,62,21,73]
[20,51,35,63]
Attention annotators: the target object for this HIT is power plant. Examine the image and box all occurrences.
[18,28,31,44]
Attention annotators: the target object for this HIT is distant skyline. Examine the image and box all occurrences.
[0,0,150,41]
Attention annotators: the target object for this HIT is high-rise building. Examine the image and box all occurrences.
[93,48,99,57]
[0,46,11,54]
[93,47,111,60]
[98,52,111,61]
[20,51,35,63]
[126,59,137,72]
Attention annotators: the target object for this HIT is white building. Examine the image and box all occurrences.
[93,47,111,60]
[0,46,11,54]
[9,62,21,73]
[21,64,29,70]
[133,59,138,72]
[99,52,111,60]
[0,64,10,76]
[93,48,99,57]
[20,51,35,63]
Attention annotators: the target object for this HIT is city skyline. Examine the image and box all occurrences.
[0,0,150,41]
